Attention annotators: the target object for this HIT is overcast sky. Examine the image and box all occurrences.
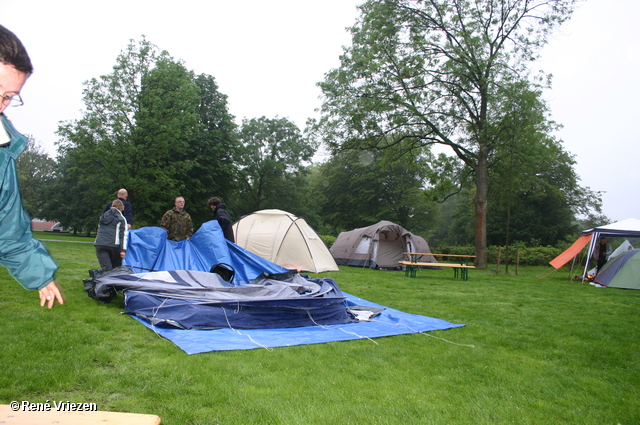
[1,0,638,223]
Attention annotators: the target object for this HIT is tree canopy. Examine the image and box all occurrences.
[54,38,237,228]
[31,29,606,254]
[318,0,578,267]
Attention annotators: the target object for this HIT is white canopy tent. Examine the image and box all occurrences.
[549,218,640,280]
[581,218,640,279]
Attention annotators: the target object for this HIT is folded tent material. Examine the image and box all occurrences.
[93,269,355,330]
[87,219,465,353]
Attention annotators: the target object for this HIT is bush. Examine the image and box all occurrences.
[434,245,563,266]
[321,235,337,248]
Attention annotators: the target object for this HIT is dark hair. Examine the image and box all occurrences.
[0,25,33,74]
[207,197,222,207]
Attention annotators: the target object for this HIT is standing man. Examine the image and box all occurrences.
[0,25,63,308]
[207,197,234,242]
[103,188,133,228]
[594,236,610,274]
[160,196,194,241]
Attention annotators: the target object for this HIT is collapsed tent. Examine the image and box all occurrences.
[331,221,434,269]
[549,218,640,279]
[594,249,640,289]
[83,220,463,353]
[92,269,356,329]
[232,209,338,273]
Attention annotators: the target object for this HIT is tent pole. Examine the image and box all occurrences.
[582,232,598,281]
[569,256,576,280]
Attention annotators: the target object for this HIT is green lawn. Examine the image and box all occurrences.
[1,237,638,424]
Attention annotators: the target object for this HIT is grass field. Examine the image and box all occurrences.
[1,233,638,424]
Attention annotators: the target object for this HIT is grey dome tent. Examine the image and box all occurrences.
[594,249,640,289]
[330,221,434,269]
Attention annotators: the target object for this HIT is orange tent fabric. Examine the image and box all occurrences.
[549,234,592,269]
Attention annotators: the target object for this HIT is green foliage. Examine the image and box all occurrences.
[40,153,103,234]
[313,148,437,235]
[318,0,580,267]
[320,234,337,248]
[52,38,237,229]
[15,136,56,219]
[435,244,563,266]
[233,116,316,216]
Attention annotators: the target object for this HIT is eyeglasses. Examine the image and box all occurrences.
[1,93,24,107]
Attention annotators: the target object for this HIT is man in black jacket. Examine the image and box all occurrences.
[103,188,133,228]
[207,197,234,242]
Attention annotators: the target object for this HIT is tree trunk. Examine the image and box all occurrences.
[474,153,489,269]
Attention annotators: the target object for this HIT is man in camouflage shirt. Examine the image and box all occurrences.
[160,196,194,241]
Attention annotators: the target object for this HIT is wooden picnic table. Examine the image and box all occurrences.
[400,253,476,280]
[0,404,161,424]
[403,252,476,264]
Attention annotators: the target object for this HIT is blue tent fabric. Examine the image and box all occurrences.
[125,221,288,281]
[120,221,464,353]
[133,292,464,354]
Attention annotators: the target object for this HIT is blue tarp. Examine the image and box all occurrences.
[121,221,464,353]
[133,292,463,353]
[126,221,288,282]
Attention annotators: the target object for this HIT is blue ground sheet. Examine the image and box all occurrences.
[123,221,464,353]
[132,292,464,354]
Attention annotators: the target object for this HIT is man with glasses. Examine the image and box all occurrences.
[0,25,64,308]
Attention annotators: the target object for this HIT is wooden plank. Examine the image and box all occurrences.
[399,261,475,269]
[0,405,161,425]
[404,253,476,258]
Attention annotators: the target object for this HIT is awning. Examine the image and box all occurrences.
[549,234,592,269]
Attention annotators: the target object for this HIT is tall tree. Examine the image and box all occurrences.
[16,136,56,219]
[235,116,315,215]
[40,151,104,235]
[316,148,436,234]
[187,73,239,226]
[132,54,202,223]
[56,38,237,228]
[318,0,577,268]
[56,38,161,225]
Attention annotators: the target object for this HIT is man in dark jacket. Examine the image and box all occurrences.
[102,188,133,228]
[208,197,234,242]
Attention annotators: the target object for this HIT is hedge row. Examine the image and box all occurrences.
[435,245,564,267]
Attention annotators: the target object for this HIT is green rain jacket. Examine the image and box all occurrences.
[0,114,58,290]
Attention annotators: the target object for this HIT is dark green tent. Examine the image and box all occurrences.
[594,249,640,289]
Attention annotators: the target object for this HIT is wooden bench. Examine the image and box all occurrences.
[0,404,161,424]
[398,260,476,281]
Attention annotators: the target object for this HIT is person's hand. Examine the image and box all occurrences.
[38,281,64,309]
[120,251,126,258]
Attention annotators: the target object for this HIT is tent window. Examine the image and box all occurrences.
[355,237,371,254]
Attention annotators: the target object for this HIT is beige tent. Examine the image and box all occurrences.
[232,209,339,273]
